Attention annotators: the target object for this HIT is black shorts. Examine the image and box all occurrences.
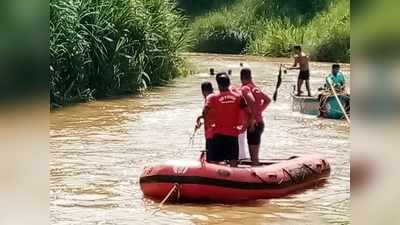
[298,70,310,80]
[205,138,212,151]
[247,121,265,145]
[207,134,238,162]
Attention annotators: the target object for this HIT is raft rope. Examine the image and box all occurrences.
[282,168,295,184]
[250,170,269,184]
[159,183,180,208]
[302,163,320,175]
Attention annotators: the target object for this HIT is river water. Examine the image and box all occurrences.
[50,53,350,225]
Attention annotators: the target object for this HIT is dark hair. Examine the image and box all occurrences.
[294,45,301,51]
[332,64,340,69]
[215,72,226,80]
[216,73,230,89]
[201,81,213,93]
[240,68,252,81]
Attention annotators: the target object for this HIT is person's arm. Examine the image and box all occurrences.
[240,96,255,131]
[340,73,345,86]
[203,95,215,128]
[260,90,271,111]
[241,87,256,126]
[195,115,203,130]
[340,73,346,91]
[241,87,256,111]
[326,75,332,86]
[284,57,300,70]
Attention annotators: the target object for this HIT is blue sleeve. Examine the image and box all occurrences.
[340,73,345,85]
[326,74,332,84]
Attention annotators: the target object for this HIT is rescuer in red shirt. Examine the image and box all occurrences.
[203,73,251,167]
[240,68,271,165]
[195,81,215,157]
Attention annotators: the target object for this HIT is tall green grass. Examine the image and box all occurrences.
[246,19,306,57]
[50,0,189,108]
[306,0,350,62]
[247,0,350,62]
[189,9,248,53]
[176,0,236,19]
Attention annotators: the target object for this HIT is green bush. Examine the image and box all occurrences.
[246,19,305,57]
[245,0,350,62]
[176,0,236,19]
[309,21,350,62]
[50,0,189,108]
[190,10,249,54]
[253,0,332,21]
[306,0,350,62]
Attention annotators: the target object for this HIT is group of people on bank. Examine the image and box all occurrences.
[194,45,347,167]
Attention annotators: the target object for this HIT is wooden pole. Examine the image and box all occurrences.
[327,80,350,124]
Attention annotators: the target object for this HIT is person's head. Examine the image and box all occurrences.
[215,72,224,80]
[332,64,340,75]
[293,45,301,54]
[215,72,230,91]
[209,68,215,75]
[240,67,252,83]
[201,81,213,98]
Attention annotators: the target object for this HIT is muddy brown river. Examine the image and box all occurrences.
[50,53,350,225]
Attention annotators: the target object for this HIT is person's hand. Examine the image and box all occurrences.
[195,121,203,131]
[196,115,203,124]
[238,125,246,133]
[195,116,203,131]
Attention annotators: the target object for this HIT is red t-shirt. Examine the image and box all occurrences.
[230,86,248,132]
[241,81,268,123]
[206,89,246,137]
[203,99,215,139]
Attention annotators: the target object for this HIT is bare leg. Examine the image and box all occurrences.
[249,145,260,166]
[305,80,312,96]
[297,79,304,96]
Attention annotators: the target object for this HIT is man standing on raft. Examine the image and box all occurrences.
[284,45,312,96]
[204,73,251,167]
[195,81,215,158]
[240,68,271,166]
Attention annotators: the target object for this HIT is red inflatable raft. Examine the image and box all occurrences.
[139,155,330,202]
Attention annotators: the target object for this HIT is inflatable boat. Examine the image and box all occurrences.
[139,154,330,202]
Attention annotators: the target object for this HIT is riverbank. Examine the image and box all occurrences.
[183,0,350,62]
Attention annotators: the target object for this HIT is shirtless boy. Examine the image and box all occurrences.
[285,46,312,96]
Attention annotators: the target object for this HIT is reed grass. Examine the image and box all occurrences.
[189,9,248,53]
[50,0,189,108]
[176,0,236,19]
